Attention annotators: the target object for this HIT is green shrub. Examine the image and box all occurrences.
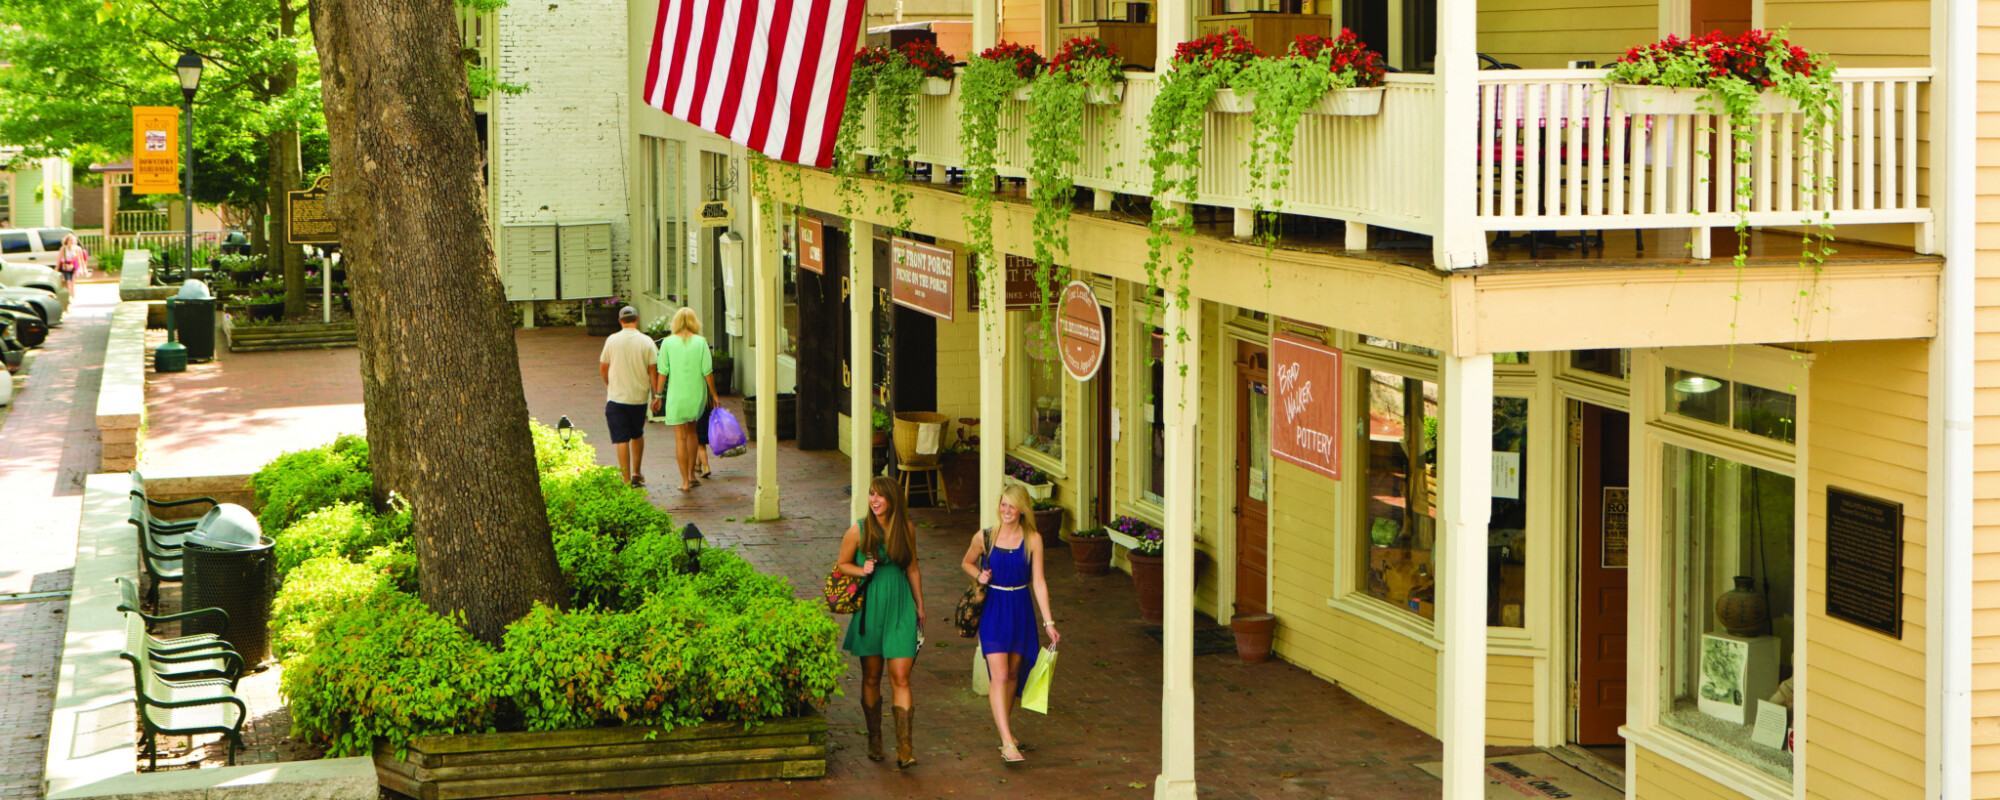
[269,556,393,662]
[636,586,844,723]
[495,605,684,731]
[273,503,386,578]
[252,434,372,533]
[544,467,673,546]
[363,540,420,594]
[531,418,598,477]
[283,593,499,757]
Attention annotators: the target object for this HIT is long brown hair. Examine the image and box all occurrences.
[861,476,916,567]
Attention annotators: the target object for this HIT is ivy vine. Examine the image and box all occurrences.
[957,45,1039,314]
[1023,40,1123,361]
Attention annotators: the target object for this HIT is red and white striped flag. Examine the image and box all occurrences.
[642,0,867,169]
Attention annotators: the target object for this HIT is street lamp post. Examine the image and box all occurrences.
[176,50,203,282]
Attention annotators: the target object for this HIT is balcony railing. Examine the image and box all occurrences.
[859,67,1932,254]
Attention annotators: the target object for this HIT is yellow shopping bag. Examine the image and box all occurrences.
[1019,645,1057,714]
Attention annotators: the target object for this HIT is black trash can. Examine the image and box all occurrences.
[167,281,216,363]
[181,504,276,666]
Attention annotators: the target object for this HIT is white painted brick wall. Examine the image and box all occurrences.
[494,0,631,302]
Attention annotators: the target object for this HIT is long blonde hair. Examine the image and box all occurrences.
[671,307,701,335]
[999,484,1038,536]
[862,476,916,567]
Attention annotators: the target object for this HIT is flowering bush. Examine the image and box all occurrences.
[979,40,1046,80]
[853,45,897,70]
[1004,456,1050,484]
[1112,516,1163,557]
[584,296,627,309]
[1608,29,1825,90]
[1291,31,1385,88]
[1049,35,1120,75]
[900,40,955,80]
[1172,28,1262,68]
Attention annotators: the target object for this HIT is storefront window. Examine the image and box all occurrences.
[1572,349,1629,379]
[644,137,685,302]
[1012,316,1064,459]
[1660,445,1796,780]
[1361,335,1440,358]
[1666,368,1796,445]
[1144,327,1166,503]
[1360,368,1439,619]
[1489,397,1529,627]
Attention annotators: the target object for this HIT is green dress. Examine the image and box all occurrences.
[654,334,712,425]
[842,534,920,659]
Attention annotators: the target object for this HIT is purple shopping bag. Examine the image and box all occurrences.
[708,407,747,456]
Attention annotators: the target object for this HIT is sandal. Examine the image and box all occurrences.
[999,744,1025,763]
[689,478,701,488]
[630,473,645,488]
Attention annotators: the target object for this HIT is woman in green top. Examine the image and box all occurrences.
[650,308,720,492]
[836,476,927,769]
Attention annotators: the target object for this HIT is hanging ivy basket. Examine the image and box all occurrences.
[921,76,953,96]
[1610,84,1803,116]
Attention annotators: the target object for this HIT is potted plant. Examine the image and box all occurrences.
[1113,516,1165,623]
[1003,456,1056,501]
[583,298,624,337]
[871,408,892,449]
[903,40,956,95]
[977,41,1045,101]
[1606,29,1829,116]
[1229,607,1278,664]
[244,278,286,322]
[1048,35,1126,105]
[938,418,982,504]
[641,315,670,342]
[1069,525,1112,575]
[1030,499,1064,541]
[711,347,736,395]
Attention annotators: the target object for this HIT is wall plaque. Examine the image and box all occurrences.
[1602,487,1629,568]
[797,215,825,275]
[286,175,339,244]
[1057,281,1104,381]
[1825,487,1904,639]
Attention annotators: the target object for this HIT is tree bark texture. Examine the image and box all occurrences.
[309,0,567,643]
[274,0,307,317]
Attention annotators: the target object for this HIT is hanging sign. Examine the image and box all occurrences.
[1270,332,1342,480]
[286,175,339,244]
[797,215,825,275]
[1057,281,1105,381]
[130,107,180,195]
[890,236,955,321]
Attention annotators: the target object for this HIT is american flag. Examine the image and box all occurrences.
[642,0,868,169]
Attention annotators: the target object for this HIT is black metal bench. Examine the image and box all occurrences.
[113,577,232,657]
[128,469,216,535]
[120,646,247,770]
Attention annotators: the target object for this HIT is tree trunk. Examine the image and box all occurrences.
[248,198,268,257]
[309,0,567,643]
[274,0,307,318]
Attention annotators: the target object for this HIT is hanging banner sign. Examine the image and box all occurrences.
[1058,282,1105,381]
[131,107,181,195]
[1270,332,1343,480]
[797,215,825,274]
[286,175,339,244]
[890,236,955,321]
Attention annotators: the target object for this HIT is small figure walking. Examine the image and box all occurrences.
[837,477,927,768]
[962,484,1059,762]
[598,305,657,487]
[56,233,88,295]
[651,307,720,492]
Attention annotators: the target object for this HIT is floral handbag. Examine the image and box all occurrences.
[953,529,996,638]
[824,566,866,614]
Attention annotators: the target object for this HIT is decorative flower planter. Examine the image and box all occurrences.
[921,76,953,96]
[247,301,285,322]
[1003,474,1055,502]
[1012,85,1034,102]
[939,453,981,508]
[1127,552,1165,623]
[1309,86,1386,116]
[1229,612,1277,664]
[1086,83,1126,105]
[1071,534,1112,575]
[1032,508,1064,539]
[1208,88,1255,114]
[584,304,621,337]
[1610,84,1803,116]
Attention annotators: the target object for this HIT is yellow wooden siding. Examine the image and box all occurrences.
[1766,0,1930,67]
[1487,654,1538,746]
[1634,745,1756,800]
[1475,0,1655,69]
[934,306,983,425]
[1002,0,1042,51]
[1976,7,2000,794]
[1801,339,1929,800]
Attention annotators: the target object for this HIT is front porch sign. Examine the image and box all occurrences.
[1057,281,1104,381]
[1270,332,1342,480]
[890,236,955,321]
[131,107,180,195]
[797,215,825,275]
[286,175,339,244]
[1825,487,1904,638]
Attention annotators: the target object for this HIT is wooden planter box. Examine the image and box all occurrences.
[223,315,358,352]
[1209,87,1384,116]
[1610,84,1803,116]
[373,713,827,800]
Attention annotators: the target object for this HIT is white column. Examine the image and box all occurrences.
[1432,0,1486,268]
[851,221,877,521]
[973,0,997,51]
[1155,0,1189,74]
[1438,354,1493,800]
[1154,296,1200,800]
[977,254,1007,526]
[751,195,783,521]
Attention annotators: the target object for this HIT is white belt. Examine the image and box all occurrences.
[991,584,1027,591]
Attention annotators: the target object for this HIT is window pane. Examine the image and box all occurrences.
[1732,382,1796,444]
[1571,349,1628,379]
[1013,317,1064,460]
[1660,445,1796,781]
[1490,397,1529,627]
[1145,328,1166,502]
[1494,351,1531,365]
[1361,335,1440,358]
[0,233,29,254]
[38,228,66,250]
[1361,368,1439,620]
[1665,368,1730,426]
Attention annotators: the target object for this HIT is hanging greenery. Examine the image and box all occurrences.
[1023,36,1124,351]
[1233,31,1384,257]
[957,42,1043,311]
[833,43,941,235]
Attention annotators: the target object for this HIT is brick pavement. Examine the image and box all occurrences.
[134,323,1528,799]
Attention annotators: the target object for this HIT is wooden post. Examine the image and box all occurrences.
[974,0,997,51]
[751,192,782,521]
[1155,0,1189,74]
[977,245,1006,526]
[1433,0,1486,268]
[851,220,877,521]
[1439,353,1493,800]
[1155,294,1200,800]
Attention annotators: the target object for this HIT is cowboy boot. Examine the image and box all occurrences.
[893,705,917,769]
[862,697,885,762]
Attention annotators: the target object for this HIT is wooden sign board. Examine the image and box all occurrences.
[1269,332,1342,480]
[287,175,339,244]
[131,107,180,195]
[1057,281,1104,381]
[797,215,825,275]
[890,236,954,321]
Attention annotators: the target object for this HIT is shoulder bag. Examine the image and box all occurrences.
[953,528,996,638]
[824,519,871,614]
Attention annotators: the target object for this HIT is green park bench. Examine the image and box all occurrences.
[119,645,247,770]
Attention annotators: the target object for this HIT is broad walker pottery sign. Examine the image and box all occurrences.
[1270,332,1342,480]
[1057,281,1105,381]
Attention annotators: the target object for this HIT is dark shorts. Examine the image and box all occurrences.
[605,401,648,444]
[695,403,713,445]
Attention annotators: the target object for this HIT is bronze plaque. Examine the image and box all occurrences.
[286,175,339,244]
[1825,487,1904,639]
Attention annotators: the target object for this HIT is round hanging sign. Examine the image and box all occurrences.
[1058,281,1105,381]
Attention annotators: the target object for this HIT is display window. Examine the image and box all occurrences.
[1144,326,1166,503]
[1011,315,1063,460]
[1359,367,1440,620]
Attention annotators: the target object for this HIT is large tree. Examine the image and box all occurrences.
[309,0,565,642]
[0,0,321,315]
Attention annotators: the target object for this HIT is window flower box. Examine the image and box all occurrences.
[921,76,953,96]
[1610,84,1802,116]
[1087,83,1125,105]
[1003,474,1055,501]
[1209,86,1385,116]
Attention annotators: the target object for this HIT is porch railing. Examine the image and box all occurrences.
[115,209,171,234]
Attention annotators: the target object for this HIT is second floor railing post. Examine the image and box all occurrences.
[973,0,997,52]
[1156,0,1190,75]
[1434,0,1486,269]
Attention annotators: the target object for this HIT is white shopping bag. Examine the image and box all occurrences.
[973,644,990,696]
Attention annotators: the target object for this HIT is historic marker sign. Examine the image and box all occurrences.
[1825,487,1904,638]
[131,107,180,195]
[797,215,825,275]
[890,236,955,321]
[286,175,339,244]
[1057,281,1105,381]
[1270,332,1342,480]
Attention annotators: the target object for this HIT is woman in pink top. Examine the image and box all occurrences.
[56,234,88,295]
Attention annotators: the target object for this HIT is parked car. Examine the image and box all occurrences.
[0,282,61,326]
[0,227,74,268]
[0,259,69,308]
[0,299,47,347]
[0,315,24,373]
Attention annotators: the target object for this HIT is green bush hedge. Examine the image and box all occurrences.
[270,555,396,662]
[251,434,372,533]
[272,502,412,579]
[282,593,501,757]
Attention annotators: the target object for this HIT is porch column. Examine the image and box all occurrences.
[1155,0,1190,73]
[1438,354,1493,800]
[973,0,996,51]
[1432,0,1486,268]
[750,193,782,521]
[1155,296,1201,800]
[977,252,1006,526]
[850,221,877,520]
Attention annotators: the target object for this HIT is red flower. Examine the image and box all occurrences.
[978,40,1047,79]
[1050,35,1121,74]
[899,40,955,80]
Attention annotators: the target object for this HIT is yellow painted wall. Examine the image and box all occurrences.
[1488,655,1538,746]
[1634,745,1755,800]
[934,303,983,426]
[1002,0,1043,51]
[1475,0,1655,69]
[1974,4,2000,794]
[1198,304,1225,617]
[1802,339,1930,800]
[1766,0,1930,68]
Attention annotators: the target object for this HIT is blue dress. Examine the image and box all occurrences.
[977,535,1040,697]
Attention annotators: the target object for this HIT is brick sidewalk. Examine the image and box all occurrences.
[136,324,1504,799]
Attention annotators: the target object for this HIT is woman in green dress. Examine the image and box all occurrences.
[650,308,720,492]
[837,475,927,769]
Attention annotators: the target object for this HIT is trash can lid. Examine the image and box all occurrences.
[174,280,213,300]
[189,503,265,549]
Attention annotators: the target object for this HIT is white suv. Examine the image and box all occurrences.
[0,260,69,308]
[0,227,73,268]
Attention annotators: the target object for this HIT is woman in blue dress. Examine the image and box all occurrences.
[837,476,927,768]
[961,484,1060,763]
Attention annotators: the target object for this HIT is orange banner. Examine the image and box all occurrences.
[131,106,180,195]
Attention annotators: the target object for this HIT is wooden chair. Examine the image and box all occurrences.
[899,462,949,513]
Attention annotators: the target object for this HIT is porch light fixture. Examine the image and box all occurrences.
[1673,374,1723,394]
[681,523,705,574]
[556,415,574,447]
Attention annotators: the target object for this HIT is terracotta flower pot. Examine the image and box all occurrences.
[1070,536,1112,575]
[1128,552,1164,623]
[939,453,980,508]
[1032,508,1064,540]
[1229,613,1277,664]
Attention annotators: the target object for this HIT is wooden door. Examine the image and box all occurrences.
[1690,0,1751,37]
[1234,341,1270,616]
[1575,403,1630,745]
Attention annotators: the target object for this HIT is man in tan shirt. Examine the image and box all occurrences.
[599,306,658,487]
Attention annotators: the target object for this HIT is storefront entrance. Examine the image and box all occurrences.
[1235,341,1270,616]
[1572,401,1630,748]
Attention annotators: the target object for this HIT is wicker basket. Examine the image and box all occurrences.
[893,412,949,468]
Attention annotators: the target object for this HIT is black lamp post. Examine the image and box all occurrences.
[681,523,705,574]
[175,50,203,282]
[556,415,574,448]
